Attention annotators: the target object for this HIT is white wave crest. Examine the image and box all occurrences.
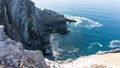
[65,15,83,26]
[65,14,103,29]
[88,42,103,49]
[81,17,103,29]
[97,50,104,54]
[109,40,120,48]
[68,48,79,53]
[50,34,62,60]
[50,34,79,60]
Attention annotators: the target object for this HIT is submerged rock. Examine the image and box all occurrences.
[0,0,74,56]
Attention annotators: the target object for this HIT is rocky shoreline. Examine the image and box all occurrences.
[0,0,75,57]
[45,52,120,68]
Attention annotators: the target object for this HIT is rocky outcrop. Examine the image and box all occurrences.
[0,25,47,68]
[0,0,74,56]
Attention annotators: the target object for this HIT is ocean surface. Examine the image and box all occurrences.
[32,0,120,60]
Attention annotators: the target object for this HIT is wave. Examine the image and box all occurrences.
[50,34,61,60]
[97,48,120,54]
[65,15,83,27]
[65,14,103,29]
[88,42,103,49]
[68,48,79,53]
[81,17,103,29]
[109,40,120,48]
[97,40,120,54]
[50,34,79,60]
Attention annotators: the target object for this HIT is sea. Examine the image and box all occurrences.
[32,0,120,61]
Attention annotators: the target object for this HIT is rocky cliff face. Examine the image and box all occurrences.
[0,0,73,56]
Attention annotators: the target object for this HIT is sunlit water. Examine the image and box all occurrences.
[32,0,120,60]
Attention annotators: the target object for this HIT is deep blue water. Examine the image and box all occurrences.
[33,0,120,60]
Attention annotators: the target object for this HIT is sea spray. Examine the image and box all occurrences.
[50,34,62,61]
[109,40,120,48]
[50,33,80,61]
[65,14,103,29]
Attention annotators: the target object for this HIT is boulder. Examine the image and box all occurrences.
[0,25,47,68]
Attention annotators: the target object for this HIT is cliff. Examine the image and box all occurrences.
[0,0,74,56]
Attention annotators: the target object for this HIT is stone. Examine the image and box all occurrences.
[0,25,5,41]
[0,26,47,68]
[0,41,5,47]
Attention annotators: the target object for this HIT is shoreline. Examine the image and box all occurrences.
[60,53,120,68]
[46,49,120,68]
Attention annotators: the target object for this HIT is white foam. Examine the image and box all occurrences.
[109,40,120,48]
[81,17,103,29]
[50,34,64,60]
[65,15,83,27]
[68,48,79,53]
[65,14,103,29]
[97,50,104,54]
[88,42,103,49]
[50,34,80,60]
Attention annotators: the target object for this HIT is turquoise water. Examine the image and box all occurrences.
[33,0,120,60]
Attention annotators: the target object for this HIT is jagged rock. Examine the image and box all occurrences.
[0,40,47,68]
[0,25,47,68]
[0,0,74,56]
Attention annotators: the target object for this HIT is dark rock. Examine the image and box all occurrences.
[0,0,73,56]
[65,18,77,22]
